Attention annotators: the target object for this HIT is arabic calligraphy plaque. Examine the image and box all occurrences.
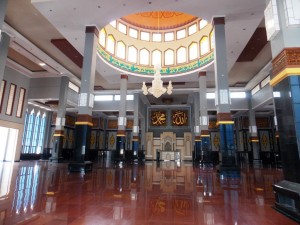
[172,110,188,126]
[151,111,167,126]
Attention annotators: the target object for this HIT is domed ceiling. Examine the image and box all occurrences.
[121,11,198,30]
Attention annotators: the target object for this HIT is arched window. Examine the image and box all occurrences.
[199,19,208,29]
[107,35,115,54]
[37,113,46,154]
[164,49,174,66]
[116,41,126,59]
[128,46,137,63]
[31,111,41,153]
[99,29,106,47]
[189,42,198,61]
[23,109,35,153]
[177,47,187,64]
[210,31,215,50]
[200,36,209,56]
[140,49,150,65]
[152,50,162,66]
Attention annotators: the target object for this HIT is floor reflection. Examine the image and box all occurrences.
[0,160,298,225]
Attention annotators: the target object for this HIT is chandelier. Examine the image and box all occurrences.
[141,64,173,98]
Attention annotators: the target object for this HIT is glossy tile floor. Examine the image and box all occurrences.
[0,160,298,225]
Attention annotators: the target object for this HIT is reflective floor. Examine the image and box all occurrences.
[0,160,298,225]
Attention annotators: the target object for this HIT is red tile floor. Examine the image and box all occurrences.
[0,160,298,225]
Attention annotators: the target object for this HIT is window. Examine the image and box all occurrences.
[177,47,187,64]
[251,84,260,95]
[189,42,198,61]
[6,83,16,116]
[129,28,138,38]
[152,50,162,66]
[210,31,215,50]
[200,36,209,55]
[141,31,150,41]
[165,49,174,66]
[188,23,197,35]
[37,113,46,154]
[116,41,126,59]
[206,93,215,99]
[99,29,106,47]
[22,109,35,153]
[177,29,186,39]
[31,111,41,153]
[230,92,246,98]
[68,82,79,93]
[114,95,134,101]
[16,88,26,118]
[0,80,6,113]
[94,95,114,101]
[164,32,174,41]
[199,19,208,29]
[128,46,138,63]
[140,49,150,65]
[153,33,162,42]
[107,35,115,54]
[118,22,127,34]
[110,20,117,28]
[261,76,270,88]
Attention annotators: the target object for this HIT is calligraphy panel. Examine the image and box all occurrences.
[172,110,188,126]
[151,111,167,126]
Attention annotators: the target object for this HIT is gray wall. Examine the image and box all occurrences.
[28,77,61,100]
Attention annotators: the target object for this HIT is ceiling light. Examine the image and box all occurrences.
[141,64,173,98]
[39,62,46,66]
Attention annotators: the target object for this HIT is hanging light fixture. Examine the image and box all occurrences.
[142,63,173,98]
[141,12,173,98]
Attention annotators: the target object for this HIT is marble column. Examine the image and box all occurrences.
[50,76,69,162]
[199,71,211,162]
[266,0,300,220]
[74,26,98,163]
[132,93,139,160]
[212,17,236,167]
[116,74,128,161]
[248,92,260,166]
[193,92,201,161]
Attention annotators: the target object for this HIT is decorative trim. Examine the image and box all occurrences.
[195,135,201,141]
[86,26,99,37]
[199,71,206,77]
[249,136,259,142]
[121,74,128,80]
[212,17,225,26]
[200,130,210,137]
[132,135,139,141]
[0,80,7,113]
[97,44,214,76]
[270,67,300,86]
[216,113,233,125]
[5,83,17,116]
[117,130,126,136]
[271,48,300,86]
[16,87,26,118]
[76,114,93,126]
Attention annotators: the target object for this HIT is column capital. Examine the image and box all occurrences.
[121,74,128,80]
[212,17,225,26]
[216,112,234,125]
[270,47,300,86]
[85,26,99,37]
[54,130,64,137]
[117,130,126,137]
[198,71,207,77]
[75,114,93,126]
[200,130,210,137]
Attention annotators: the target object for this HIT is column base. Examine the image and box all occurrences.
[68,161,93,173]
[273,180,300,223]
[49,156,65,163]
